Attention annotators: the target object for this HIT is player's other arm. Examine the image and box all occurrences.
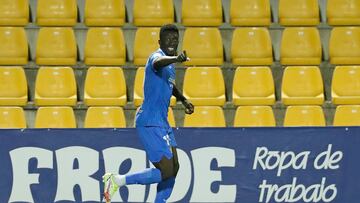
[172,84,194,114]
[153,51,188,71]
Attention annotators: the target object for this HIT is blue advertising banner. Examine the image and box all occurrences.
[0,127,359,203]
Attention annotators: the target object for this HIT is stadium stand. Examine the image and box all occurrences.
[230,0,271,26]
[133,28,160,65]
[184,106,226,127]
[84,27,126,65]
[183,67,225,106]
[333,105,360,126]
[84,106,126,128]
[327,0,360,26]
[133,0,174,26]
[182,0,222,26]
[332,66,360,105]
[233,106,275,127]
[35,106,76,128]
[36,0,77,26]
[231,27,273,66]
[281,66,324,105]
[0,0,29,26]
[84,0,125,27]
[329,27,360,65]
[283,105,326,127]
[279,0,319,26]
[0,66,27,106]
[0,107,26,128]
[0,27,28,65]
[84,67,127,106]
[34,67,77,106]
[232,66,275,106]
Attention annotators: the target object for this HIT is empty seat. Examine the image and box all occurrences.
[333,105,360,126]
[85,28,125,65]
[35,106,76,128]
[327,0,360,26]
[36,0,77,26]
[183,67,225,106]
[182,28,223,66]
[231,28,273,65]
[35,67,77,106]
[84,67,127,106]
[184,106,226,127]
[133,0,174,26]
[230,0,271,26]
[0,27,28,65]
[0,107,26,128]
[332,66,360,104]
[0,0,29,26]
[133,67,176,107]
[85,0,125,26]
[133,28,160,65]
[282,66,324,105]
[232,66,275,105]
[36,27,77,65]
[279,0,319,26]
[182,0,222,26]
[84,106,126,128]
[329,27,360,65]
[234,106,275,127]
[0,67,27,106]
[280,27,322,65]
[283,105,325,127]
[167,107,176,127]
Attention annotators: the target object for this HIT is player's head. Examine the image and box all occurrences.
[159,24,179,56]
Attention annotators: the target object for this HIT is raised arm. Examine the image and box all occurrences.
[172,84,194,114]
[153,51,188,71]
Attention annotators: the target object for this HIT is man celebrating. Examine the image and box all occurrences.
[103,24,194,203]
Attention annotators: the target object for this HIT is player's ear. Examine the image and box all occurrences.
[158,39,161,46]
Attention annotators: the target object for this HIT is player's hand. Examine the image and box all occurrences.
[176,50,189,63]
[182,99,194,114]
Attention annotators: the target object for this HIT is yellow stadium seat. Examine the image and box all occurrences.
[0,27,28,65]
[333,105,360,126]
[133,0,174,26]
[184,106,225,127]
[283,105,325,127]
[0,0,29,26]
[133,67,176,107]
[230,0,270,26]
[282,66,324,105]
[182,0,222,26]
[332,66,360,105]
[182,28,223,66]
[36,27,77,65]
[279,0,319,26]
[232,66,275,105]
[85,28,125,65]
[35,106,76,128]
[280,27,321,65]
[183,67,225,106]
[231,28,273,65]
[84,106,126,128]
[84,67,127,106]
[0,67,27,106]
[36,0,77,26]
[35,67,77,106]
[85,0,125,26]
[327,0,360,26]
[134,28,160,65]
[234,106,275,127]
[0,107,26,128]
[329,27,360,65]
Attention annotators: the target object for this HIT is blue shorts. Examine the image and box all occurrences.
[136,126,177,163]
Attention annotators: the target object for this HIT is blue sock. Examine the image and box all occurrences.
[125,168,162,185]
[155,177,175,203]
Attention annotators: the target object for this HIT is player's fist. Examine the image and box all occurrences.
[183,99,194,114]
[176,50,189,63]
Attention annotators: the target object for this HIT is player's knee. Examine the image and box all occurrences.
[159,167,174,180]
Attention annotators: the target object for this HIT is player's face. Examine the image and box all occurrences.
[160,31,179,56]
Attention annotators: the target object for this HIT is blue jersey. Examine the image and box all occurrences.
[136,49,175,127]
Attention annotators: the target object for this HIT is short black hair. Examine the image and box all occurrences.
[159,24,179,40]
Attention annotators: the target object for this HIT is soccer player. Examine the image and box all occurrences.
[102,24,194,203]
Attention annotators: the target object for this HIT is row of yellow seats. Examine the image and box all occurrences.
[1,105,360,128]
[1,26,360,66]
[0,0,359,27]
[1,65,360,108]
